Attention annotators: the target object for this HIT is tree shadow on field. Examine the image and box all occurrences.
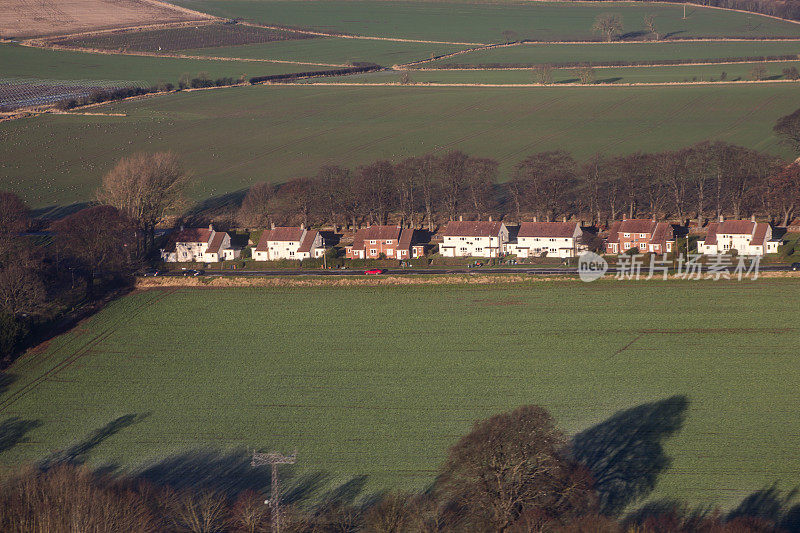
[0,373,17,397]
[183,189,248,226]
[40,413,149,469]
[727,483,800,530]
[571,395,689,516]
[0,416,43,455]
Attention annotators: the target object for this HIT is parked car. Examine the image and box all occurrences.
[792,262,800,271]
[364,268,386,275]
[181,269,205,277]
[142,268,160,277]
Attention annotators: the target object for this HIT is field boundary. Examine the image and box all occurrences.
[403,57,800,71]
[269,78,800,87]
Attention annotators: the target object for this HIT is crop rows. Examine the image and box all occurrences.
[50,23,316,53]
[0,78,144,110]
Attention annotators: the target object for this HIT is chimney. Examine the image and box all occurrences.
[622,214,627,221]
[208,223,214,231]
[562,215,567,222]
[459,215,463,222]
[271,222,275,230]
[180,224,184,232]
[719,215,724,223]
[751,214,756,222]
[300,222,305,230]
[488,215,492,222]
[532,215,537,222]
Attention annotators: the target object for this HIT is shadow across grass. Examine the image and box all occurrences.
[571,395,689,516]
[0,417,42,456]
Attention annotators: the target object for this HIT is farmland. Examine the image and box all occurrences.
[0,0,206,39]
[0,44,338,87]
[2,83,798,209]
[1,281,798,509]
[322,61,800,84]
[169,0,800,41]
[421,40,800,67]
[47,23,317,52]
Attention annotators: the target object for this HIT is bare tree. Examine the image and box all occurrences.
[533,64,554,85]
[514,151,577,221]
[438,151,469,221]
[237,182,275,229]
[464,157,497,219]
[577,65,596,84]
[774,107,800,154]
[437,405,597,531]
[643,14,658,40]
[501,30,519,44]
[749,63,768,80]
[96,152,191,252]
[52,206,137,298]
[593,13,623,42]
[271,178,314,226]
[767,162,800,225]
[356,160,396,225]
[394,159,419,228]
[0,251,45,318]
[316,165,352,229]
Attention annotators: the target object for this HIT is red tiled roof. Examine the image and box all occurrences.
[206,232,226,254]
[704,221,719,245]
[351,226,402,251]
[518,221,578,238]
[618,219,658,235]
[442,220,503,237]
[650,222,674,247]
[750,222,768,247]
[718,220,755,236]
[173,228,212,244]
[606,221,622,244]
[267,226,305,242]
[297,229,318,253]
[398,228,414,249]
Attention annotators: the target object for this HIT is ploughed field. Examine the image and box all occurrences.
[169,0,800,41]
[1,83,797,209]
[1,281,798,509]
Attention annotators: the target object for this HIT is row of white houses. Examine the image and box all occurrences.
[161,216,782,263]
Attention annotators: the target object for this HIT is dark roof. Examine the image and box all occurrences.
[297,229,318,253]
[718,220,755,235]
[650,222,674,247]
[351,226,402,251]
[173,228,212,244]
[206,232,226,254]
[518,221,578,238]
[442,220,503,237]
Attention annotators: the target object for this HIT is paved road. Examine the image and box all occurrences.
[158,263,797,277]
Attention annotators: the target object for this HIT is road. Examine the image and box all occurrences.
[157,263,797,277]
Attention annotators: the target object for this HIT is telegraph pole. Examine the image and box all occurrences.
[251,450,296,533]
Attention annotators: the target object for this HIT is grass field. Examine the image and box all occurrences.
[424,40,800,67]
[0,44,336,86]
[1,281,798,509]
[325,61,800,84]
[182,37,472,66]
[2,83,797,209]
[170,0,800,41]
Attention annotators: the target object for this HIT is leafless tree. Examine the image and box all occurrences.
[237,182,275,229]
[513,151,577,221]
[749,63,768,80]
[96,152,191,253]
[774,107,800,154]
[271,178,314,226]
[577,65,596,84]
[643,14,658,39]
[533,64,554,85]
[356,160,395,225]
[593,13,623,42]
[0,251,45,318]
[767,162,800,225]
[438,151,469,221]
[464,157,497,219]
[501,30,519,44]
[437,405,597,531]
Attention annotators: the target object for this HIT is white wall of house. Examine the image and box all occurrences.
[698,226,776,256]
[441,228,508,258]
[512,236,577,258]
[253,230,325,261]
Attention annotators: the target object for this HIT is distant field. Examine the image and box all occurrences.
[1,281,798,509]
[0,0,204,38]
[48,23,316,52]
[170,0,800,41]
[326,61,800,84]
[182,37,471,65]
[0,44,336,86]
[1,83,798,208]
[424,40,800,67]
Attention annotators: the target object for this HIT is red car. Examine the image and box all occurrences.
[364,268,387,275]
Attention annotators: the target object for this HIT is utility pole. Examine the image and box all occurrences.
[251,450,296,533]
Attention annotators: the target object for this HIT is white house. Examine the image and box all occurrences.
[439,220,508,258]
[696,218,780,256]
[252,226,325,261]
[161,225,240,263]
[506,221,584,259]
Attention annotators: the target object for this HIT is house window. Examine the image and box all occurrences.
[460,237,466,241]
[623,233,630,238]
[386,240,393,244]
[289,251,294,256]
[370,249,377,255]
[640,233,646,238]
[370,240,376,245]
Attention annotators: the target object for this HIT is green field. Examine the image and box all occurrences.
[2,83,797,209]
[327,61,800,83]
[171,0,800,41]
[1,281,798,509]
[425,40,800,67]
[0,44,334,85]
[182,37,471,66]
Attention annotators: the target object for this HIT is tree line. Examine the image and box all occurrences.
[0,404,795,532]
[236,141,800,232]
